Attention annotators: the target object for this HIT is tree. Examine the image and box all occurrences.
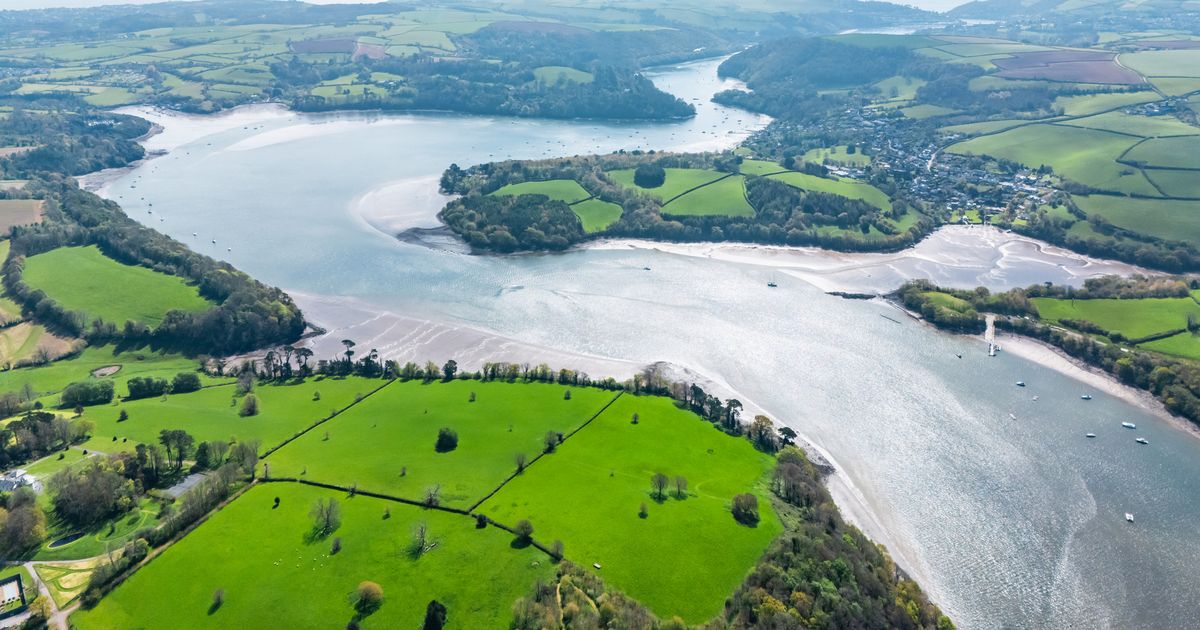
[310,498,341,537]
[171,371,202,394]
[543,431,560,453]
[673,475,688,499]
[515,452,527,472]
[423,600,448,630]
[732,493,759,525]
[239,394,259,417]
[651,473,668,500]
[354,581,383,615]
[442,360,458,381]
[749,415,778,452]
[435,428,458,453]
[638,502,648,518]
[117,409,128,422]
[549,539,564,561]
[633,163,666,188]
[210,588,225,613]
[341,339,356,364]
[514,519,534,544]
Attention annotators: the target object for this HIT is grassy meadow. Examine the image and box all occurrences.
[766,171,892,210]
[72,483,553,630]
[570,198,623,232]
[662,176,755,217]
[1031,296,1200,340]
[22,246,213,327]
[607,167,725,201]
[263,380,619,507]
[479,394,780,623]
[490,179,592,204]
[0,345,221,401]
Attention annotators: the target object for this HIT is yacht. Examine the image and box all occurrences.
[1122,422,1136,429]
[1081,394,1093,400]
[1016,381,1025,387]
[767,281,778,288]
[1086,433,1096,438]
[1136,437,1149,445]
[1125,513,1135,523]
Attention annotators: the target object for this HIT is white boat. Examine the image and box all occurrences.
[1081,394,1093,400]
[1125,513,1135,523]
[1016,381,1025,387]
[1032,396,1039,401]
[1009,413,1016,420]
[1086,433,1096,438]
[1136,437,1149,445]
[1122,422,1136,429]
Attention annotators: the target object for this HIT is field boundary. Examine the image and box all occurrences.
[258,376,397,459]
[467,390,624,513]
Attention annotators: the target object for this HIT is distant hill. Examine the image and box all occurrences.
[950,0,1198,19]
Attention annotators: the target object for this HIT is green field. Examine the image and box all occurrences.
[1120,49,1200,78]
[942,119,1028,136]
[607,167,725,202]
[872,75,926,102]
[570,198,623,232]
[1053,91,1160,117]
[661,176,755,217]
[1125,136,1200,169]
[1145,169,1200,198]
[1031,296,1200,339]
[1139,331,1200,360]
[802,146,872,166]
[948,124,1157,196]
[532,66,593,84]
[72,483,552,629]
[901,104,959,119]
[35,498,162,562]
[922,291,972,312]
[1073,195,1200,243]
[766,171,892,210]
[738,159,786,176]
[264,380,618,507]
[0,345,221,403]
[82,377,381,454]
[22,246,213,328]
[1059,111,1200,138]
[490,179,592,204]
[478,394,780,623]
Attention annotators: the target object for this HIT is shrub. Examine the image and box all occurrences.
[732,493,759,525]
[514,519,534,543]
[354,581,384,615]
[171,371,202,394]
[239,394,259,417]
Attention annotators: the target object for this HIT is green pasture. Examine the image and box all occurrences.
[1146,169,1200,198]
[264,380,618,507]
[0,345,219,403]
[1073,195,1200,243]
[766,171,892,210]
[73,483,552,629]
[872,75,926,102]
[1031,296,1200,339]
[1053,91,1159,117]
[84,377,380,454]
[1059,111,1200,138]
[23,246,213,328]
[479,394,780,624]
[1120,49,1200,78]
[901,104,959,119]
[570,199,623,232]
[738,159,786,176]
[607,168,725,201]
[1139,331,1200,360]
[490,179,592,204]
[662,176,754,217]
[948,124,1157,196]
[922,292,972,313]
[1125,136,1200,169]
[942,119,1028,136]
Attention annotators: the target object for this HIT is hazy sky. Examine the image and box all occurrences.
[1,0,969,13]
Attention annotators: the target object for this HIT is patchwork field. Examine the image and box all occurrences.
[1073,195,1200,243]
[22,246,213,328]
[1031,295,1200,340]
[661,176,754,217]
[490,179,592,204]
[1053,91,1160,116]
[949,124,1157,196]
[1125,136,1200,169]
[72,483,553,629]
[607,167,726,202]
[264,380,619,507]
[479,394,780,623]
[766,171,892,210]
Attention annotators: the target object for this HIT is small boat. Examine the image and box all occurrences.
[1032,396,1039,401]
[1081,394,1093,400]
[767,281,778,288]
[1086,433,1096,438]
[1125,512,1135,523]
[642,266,651,271]
[1009,413,1017,420]
[955,353,962,359]
[1136,437,1149,445]
[1016,381,1025,387]
[1122,422,1136,429]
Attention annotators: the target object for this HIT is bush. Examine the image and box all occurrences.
[514,519,534,543]
[354,581,383,615]
[127,376,169,400]
[435,427,458,453]
[633,163,666,188]
[239,394,259,417]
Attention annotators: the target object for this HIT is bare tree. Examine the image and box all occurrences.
[673,475,688,499]
[515,452,528,472]
[651,473,668,500]
[310,498,341,536]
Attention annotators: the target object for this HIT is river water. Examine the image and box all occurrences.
[95,58,1200,629]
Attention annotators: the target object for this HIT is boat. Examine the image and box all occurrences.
[1081,394,1092,400]
[767,281,778,288]
[1016,381,1025,387]
[1032,396,1039,401]
[1136,437,1149,445]
[1125,513,1135,523]
[1086,433,1096,438]
[1122,422,1136,429]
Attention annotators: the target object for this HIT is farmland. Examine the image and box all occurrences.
[1072,195,1200,243]
[72,483,553,630]
[1031,295,1200,340]
[570,198,623,232]
[766,170,892,210]
[490,179,592,204]
[661,176,755,217]
[0,199,43,235]
[22,246,213,328]
[607,167,726,202]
